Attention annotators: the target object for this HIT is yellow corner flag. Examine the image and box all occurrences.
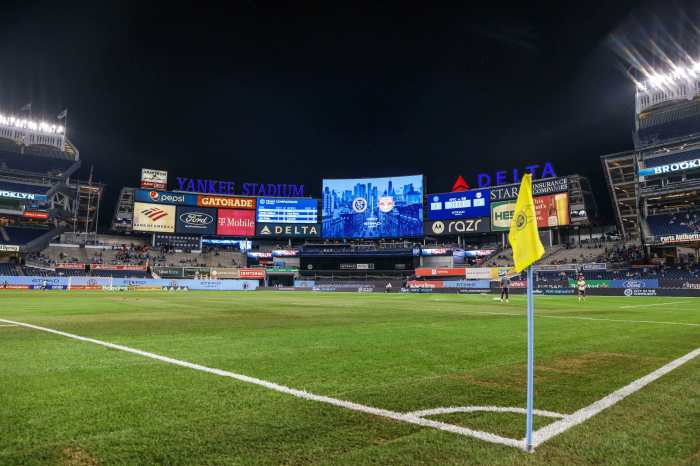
[508,174,544,273]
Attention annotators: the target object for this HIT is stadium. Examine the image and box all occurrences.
[1,5,699,466]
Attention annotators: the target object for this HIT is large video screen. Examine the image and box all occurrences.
[322,175,423,238]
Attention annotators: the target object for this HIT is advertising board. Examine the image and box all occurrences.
[256,223,320,237]
[427,190,490,220]
[198,195,256,209]
[488,177,568,202]
[239,268,266,279]
[610,279,659,289]
[0,244,20,252]
[175,206,217,235]
[322,175,423,238]
[256,198,318,223]
[490,200,516,231]
[638,157,700,177]
[132,202,176,233]
[140,168,168,190]
[534,193,569,228]
[216,209,255,236]
[134,189,197,206]
[424,217,490,236]
[0,190,48,202]
[22,211,49,219]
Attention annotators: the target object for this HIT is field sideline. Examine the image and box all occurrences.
[0,291,698,465]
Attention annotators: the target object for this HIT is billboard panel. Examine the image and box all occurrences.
[217,209,255,236]
[134,189,198,206]
[256,223,320,237]
[132,202,176,232]
[256,198,318,223]
[427,189,490,220]
[534,193,569,228]
[140,168,168,190]
[491,200,516,231]
[424,217,490,236]
[175,206,217,235]
[489,177,568,202]
[322,175,423,238]
[199,195,256,209]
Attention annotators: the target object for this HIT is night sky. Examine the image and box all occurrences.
[0,1,693,226]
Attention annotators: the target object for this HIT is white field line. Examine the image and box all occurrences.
[0,324,18,327]
[532,347,700,447]
[456,310,700,327]
[619,301,688,309]
[407,406,566,419]
[0,318,524,451]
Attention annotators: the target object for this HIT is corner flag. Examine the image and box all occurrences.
[508,174,544,272]
[507,173,544,452]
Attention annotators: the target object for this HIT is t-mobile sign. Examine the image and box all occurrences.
[217,209,255,236]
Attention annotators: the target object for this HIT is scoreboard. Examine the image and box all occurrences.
[256,198,318,224]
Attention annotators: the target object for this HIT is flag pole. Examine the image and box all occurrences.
[525,265,535,452]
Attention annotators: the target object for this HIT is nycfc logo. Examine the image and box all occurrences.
[624,289,633,296]
[179,212,213,226]
[352,197,368,213]
[432,221,445,234]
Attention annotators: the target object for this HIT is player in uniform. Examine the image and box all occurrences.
[577,274,586,302]
[499,275,510,303]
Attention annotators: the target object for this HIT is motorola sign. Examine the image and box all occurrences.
[424,217,490,236]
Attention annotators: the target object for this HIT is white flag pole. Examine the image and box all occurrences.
[525,265,535,451]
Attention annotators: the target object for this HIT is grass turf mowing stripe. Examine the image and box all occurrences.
[0,317,526,450]
[532,347,700,448]
[456,309,700,327]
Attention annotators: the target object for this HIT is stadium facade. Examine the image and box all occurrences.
[602,61,700,262]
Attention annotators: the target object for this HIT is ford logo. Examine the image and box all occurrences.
[180,212,214,226]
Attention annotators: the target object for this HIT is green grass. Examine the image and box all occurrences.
[0,291,698,465]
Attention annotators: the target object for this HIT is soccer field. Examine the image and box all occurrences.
[0,291,698,465]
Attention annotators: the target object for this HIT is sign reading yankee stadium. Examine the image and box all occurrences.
[176,177,304,197]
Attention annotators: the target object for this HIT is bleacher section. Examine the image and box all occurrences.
[646,209,700,238]
[0,148,78,177]
[0,226,53,246]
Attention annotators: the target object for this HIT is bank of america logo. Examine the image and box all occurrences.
[141,207,169,221]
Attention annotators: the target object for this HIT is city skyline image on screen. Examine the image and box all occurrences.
[322,175,423,238]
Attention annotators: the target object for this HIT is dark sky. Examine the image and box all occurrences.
[0,1,689,225]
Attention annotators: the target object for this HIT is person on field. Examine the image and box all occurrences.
[385,282,392,293]
[499,275,510,303]
[577,274,587,302]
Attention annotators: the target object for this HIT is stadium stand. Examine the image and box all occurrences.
[646,209,700,237]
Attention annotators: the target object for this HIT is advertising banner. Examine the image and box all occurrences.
[443,279,491,289]
[0,244,20,252]
[0,275,260,291]
[239,268,265,279]
[92,264,147,271]
[489,177,568,202]
[199,195,256,209]
[55,263,85,270]
[569,204,588,224]
[659,279,700,289]
[420,248,452,256]
[610,278,659,289]
[491,200,516,231]
[22,211,49,219]
[134,189,197,206]
[0,190,48,202]
[322,175,423,238]
[415,267,465,278]
[424,217,490,236]
[567,279,610,288]
[658,232,700,244]
[271,249,300,257]
[427,189,490,220]
[638,157,700,178]
[256,198,318,223]
[256,223,320,237]
[140,168,168,190]
[175,206,217,235]
[216,209,255,236]
[534,193,569,228]
[132,202,176,233]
